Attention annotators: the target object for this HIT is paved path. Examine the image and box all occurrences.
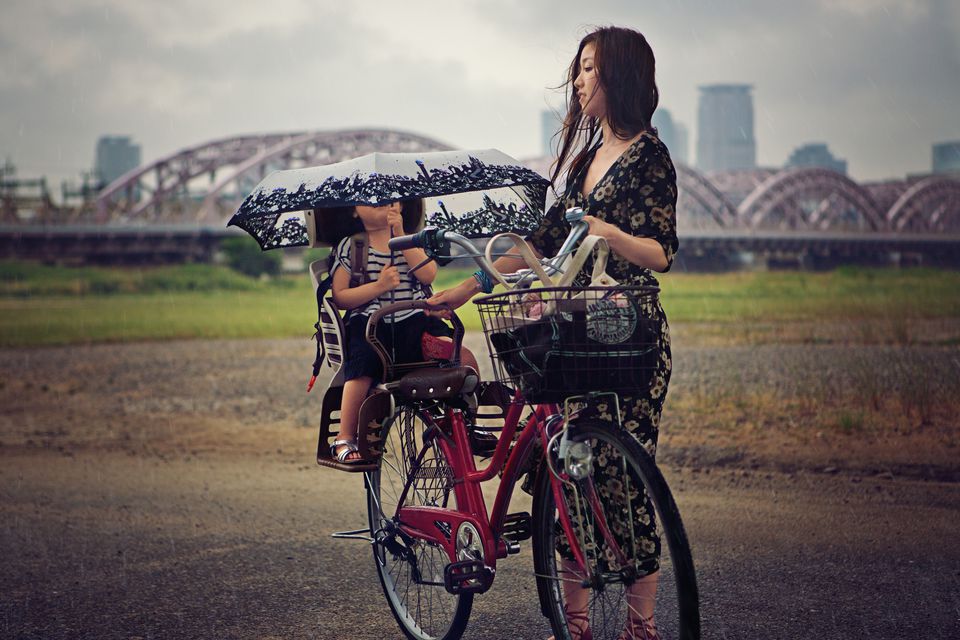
[3,451,957,639]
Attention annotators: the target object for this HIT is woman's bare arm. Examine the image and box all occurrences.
[582,215,669,272]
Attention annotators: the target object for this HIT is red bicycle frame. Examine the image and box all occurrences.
[390,389,629,590]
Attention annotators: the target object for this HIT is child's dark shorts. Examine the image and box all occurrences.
[343,311,453,382]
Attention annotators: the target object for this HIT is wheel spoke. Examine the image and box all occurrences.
[531,421,700,640]
[366,405,471,639]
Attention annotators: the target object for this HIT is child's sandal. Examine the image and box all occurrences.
[330,439,365,464]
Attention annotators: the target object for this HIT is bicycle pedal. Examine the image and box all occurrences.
[502,538,521,555]
[501,512,532,541]
[443,560,493,595]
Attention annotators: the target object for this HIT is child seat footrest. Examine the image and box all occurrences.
[317,387,391,473]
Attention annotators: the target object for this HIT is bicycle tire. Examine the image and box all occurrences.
[366,405,473,640]
[531,420,700,640]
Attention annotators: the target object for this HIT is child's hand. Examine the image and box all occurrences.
[378,265,401,292]
[387,210,404,236]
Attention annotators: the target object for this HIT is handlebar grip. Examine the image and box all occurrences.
[388,232,422,251]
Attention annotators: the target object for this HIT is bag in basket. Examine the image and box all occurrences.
[490,289,658,401]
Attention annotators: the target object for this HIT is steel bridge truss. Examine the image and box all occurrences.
[93,129,451,224]
[83,130,960,233]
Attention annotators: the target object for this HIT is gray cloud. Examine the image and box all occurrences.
[476,0,960,178]
[1,0,957,189]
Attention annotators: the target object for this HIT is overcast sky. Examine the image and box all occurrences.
[2,0,958,187]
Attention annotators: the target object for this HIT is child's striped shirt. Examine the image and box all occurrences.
[333,236,427,322]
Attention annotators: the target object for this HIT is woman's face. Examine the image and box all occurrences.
[574,42,606,120]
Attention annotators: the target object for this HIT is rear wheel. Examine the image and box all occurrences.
[532,420,699,640]
[366,404,473,640]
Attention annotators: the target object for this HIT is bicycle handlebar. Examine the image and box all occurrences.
[387,231,424,252]
[565,207,586,224]
[387,207,589,293]
[433,207,590,289]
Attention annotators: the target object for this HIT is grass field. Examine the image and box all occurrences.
[2,261,960,347]
[3,261,958,477]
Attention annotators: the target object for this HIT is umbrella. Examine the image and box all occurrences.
[227,149,549,250]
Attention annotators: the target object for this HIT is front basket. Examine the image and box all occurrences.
[475,285,661,403]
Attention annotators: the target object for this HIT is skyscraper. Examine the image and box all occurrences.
[696,85,756,172]
[675,122,689,166]
[94,136,141,188]
[652,108,689,165]
[932,141,960,174]
[540,109,564,157]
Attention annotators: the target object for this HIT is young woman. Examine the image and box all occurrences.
[428,26,678,640]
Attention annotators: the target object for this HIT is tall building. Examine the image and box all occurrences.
[696,84,756,172]
[785,143,847,175]
[652,108,689,165]
[94,136,141,188]
[540,109,564,157]
[675,122,689,166]
[932,141,960,174]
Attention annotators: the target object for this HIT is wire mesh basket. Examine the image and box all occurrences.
[476,285,661,403]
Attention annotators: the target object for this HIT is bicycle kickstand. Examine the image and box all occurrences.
[331,528,373,542]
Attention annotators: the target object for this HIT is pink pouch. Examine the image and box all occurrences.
[421,332,454,360]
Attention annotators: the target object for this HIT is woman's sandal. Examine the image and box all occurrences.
[617,614,661,640]
[563,603,592,640]
[330,439,366,464]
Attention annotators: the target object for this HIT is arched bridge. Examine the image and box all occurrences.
[37,128,958,235]
[92,129,452,224]
[3,129,959,267]
[677,165,959,234]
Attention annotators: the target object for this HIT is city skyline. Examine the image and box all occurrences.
[2,0,958,188]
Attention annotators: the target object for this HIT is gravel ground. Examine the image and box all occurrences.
[2,337,959,639]
[2,334,957,476]
[2,451,958,639]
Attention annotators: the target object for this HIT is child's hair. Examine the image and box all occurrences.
[311,198,424,248]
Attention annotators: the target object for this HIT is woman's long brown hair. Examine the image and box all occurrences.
[550,26,660,189]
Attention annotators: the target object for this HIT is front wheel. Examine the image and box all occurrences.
[366,404,473,640]
[532,421,700,640]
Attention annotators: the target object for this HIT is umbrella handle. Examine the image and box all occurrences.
[389,227,397,365]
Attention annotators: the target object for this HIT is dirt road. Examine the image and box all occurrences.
[4,452,958,639]
[2,338,959,638]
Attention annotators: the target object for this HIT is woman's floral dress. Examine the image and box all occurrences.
[527,131,679,574]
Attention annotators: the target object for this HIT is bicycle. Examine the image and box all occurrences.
[318,211,700,640]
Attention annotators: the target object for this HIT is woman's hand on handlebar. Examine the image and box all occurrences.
[426,279,480,317]
[582,215,619,241]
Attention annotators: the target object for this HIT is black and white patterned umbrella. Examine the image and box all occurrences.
[227,149,549,250]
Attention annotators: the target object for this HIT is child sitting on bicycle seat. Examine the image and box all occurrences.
[328,200,452,464]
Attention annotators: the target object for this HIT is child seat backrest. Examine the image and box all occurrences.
[306,232,372,384]
[309,259,346,380]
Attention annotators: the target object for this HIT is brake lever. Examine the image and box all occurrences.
[420,227,454,266]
